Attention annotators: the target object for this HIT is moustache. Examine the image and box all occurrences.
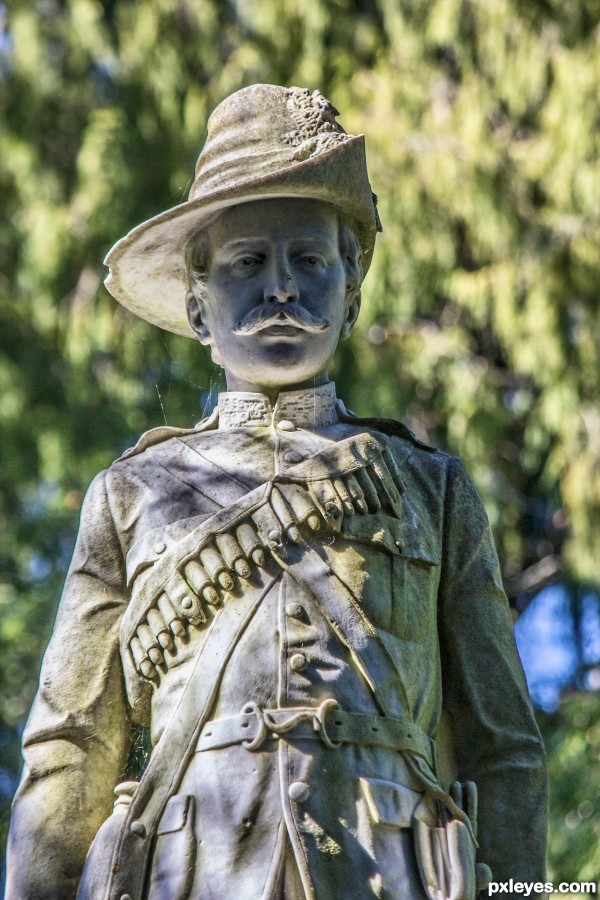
[233,304,330,336]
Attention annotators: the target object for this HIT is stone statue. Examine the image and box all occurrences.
[6,84,547,900]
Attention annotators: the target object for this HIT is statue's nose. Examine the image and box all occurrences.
[264,258,298,303]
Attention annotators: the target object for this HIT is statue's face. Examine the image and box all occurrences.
[186,198,358,393]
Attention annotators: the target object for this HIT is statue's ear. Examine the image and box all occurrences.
[186,290,212,345]
[186,290,224,366]
[340,288,361,340]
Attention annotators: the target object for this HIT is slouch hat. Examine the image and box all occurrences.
[105,84,381,336]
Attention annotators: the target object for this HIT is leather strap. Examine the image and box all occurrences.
[196,703,435,765]
[120,480,271,643]
[268,540,474,835]
[100,573,279,900]
[97,432,469,899]
[270,540,412,717]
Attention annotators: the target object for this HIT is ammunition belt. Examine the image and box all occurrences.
[195,700,435,766]
[122,432,410,683]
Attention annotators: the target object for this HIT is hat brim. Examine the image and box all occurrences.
[104,135,377,338]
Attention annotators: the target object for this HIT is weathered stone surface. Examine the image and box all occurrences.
[6,84,547,900]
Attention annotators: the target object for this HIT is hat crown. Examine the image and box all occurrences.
[190,84,352,201]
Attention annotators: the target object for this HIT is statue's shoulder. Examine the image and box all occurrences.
[336,401,438,453]
[336,401,457,501]
[110,409,220,467]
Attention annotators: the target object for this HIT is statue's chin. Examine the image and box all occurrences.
[223,361,332,394]
[219,334,336,393]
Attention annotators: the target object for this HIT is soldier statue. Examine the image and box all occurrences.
[6,84,547,900]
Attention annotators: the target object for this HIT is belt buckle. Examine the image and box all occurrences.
[240,699,343,751]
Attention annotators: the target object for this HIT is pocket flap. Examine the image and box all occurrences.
[341,513,439,565]
[157,794,193,835]
[359,777,423,828]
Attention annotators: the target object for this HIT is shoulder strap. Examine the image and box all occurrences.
[117,408,219,461]
[103,571,279,900]
[336,399,438,452]
[273,539,412,719]
[269,538,474,836]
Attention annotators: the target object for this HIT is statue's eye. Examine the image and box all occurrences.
[301,254,322,267]
[233,255,260,271]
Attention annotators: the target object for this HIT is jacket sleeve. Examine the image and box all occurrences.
[6,470,131,900]
[438,457,548,889]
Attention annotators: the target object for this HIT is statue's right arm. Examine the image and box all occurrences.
[6,470,131,900]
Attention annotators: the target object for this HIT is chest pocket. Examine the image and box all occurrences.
[319,536,395,631]
[392,505,440,643]
[338,507,440,642]
[327,503,440,643]
[391,548,440,643]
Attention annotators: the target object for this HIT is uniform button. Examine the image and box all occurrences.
[284,450,304,464]
[286,602,305,618]
[277,419,296,431]
[154,540,166,554]
[288,781,310,803]
[290,652,307,672]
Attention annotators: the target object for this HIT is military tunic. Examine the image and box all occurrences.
[6,383,547,900]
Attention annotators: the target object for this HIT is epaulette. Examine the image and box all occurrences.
[116,408,219,461]
[336,400,438,452]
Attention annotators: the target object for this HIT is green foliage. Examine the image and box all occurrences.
[1,0,599,881]
[338,1,600,585]
[539,692,600,882]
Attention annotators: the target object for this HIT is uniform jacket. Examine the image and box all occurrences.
[6,383,547,899]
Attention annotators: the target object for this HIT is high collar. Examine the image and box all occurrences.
[217,382,338,430]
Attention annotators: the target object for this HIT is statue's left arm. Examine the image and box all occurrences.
[6,470,130,900]
[438,457,548,888]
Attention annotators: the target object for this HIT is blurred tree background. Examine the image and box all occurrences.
[1,0,599,887]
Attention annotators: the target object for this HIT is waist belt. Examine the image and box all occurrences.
[196,700,434,766]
